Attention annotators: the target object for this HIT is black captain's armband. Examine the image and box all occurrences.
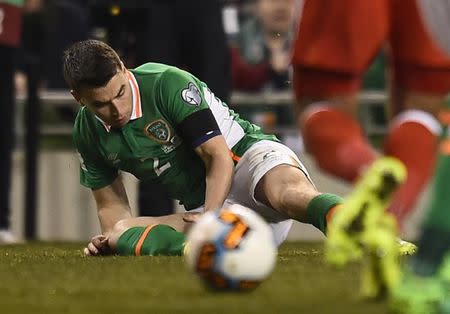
[177,109,221,147]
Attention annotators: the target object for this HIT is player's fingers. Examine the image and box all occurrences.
[83,247,91,256]
[91,235,106,247]
[87,242,99,255]
[99,240,112,255]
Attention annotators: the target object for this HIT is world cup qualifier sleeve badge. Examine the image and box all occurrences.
[181,82,202,106]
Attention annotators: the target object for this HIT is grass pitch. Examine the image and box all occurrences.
[0,242,391,314]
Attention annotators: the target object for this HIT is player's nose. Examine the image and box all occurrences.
[110,101,121,117]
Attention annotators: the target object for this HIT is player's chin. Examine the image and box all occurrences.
[111,118,129,128]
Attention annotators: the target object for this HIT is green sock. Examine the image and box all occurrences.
[306,193,343,234]
[423,152,450,232]
[411,227,450,276]
[116,224,186,256]
[412,142,450,274]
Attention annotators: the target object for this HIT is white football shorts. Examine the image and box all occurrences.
[192,140,314,246]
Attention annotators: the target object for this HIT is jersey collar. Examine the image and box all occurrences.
[96,70,142,132]
[127,70,142,121]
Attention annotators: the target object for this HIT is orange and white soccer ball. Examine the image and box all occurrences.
[185,204,277,291]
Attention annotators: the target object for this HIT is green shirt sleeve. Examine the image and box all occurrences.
[157,68,210,125]
[73,109,118,189]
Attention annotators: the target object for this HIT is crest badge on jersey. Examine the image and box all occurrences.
[144,119,172,144]
[181,82,201,106]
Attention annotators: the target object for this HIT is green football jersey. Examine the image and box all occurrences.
[73,63,278,209]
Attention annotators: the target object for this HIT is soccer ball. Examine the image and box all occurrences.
[185,204,277,291]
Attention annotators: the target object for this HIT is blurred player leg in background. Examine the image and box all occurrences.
[0,0,23,243]
[292,0,450,229]
[136,0,231,216]
[390,111,450,313]
[383,0,450,224]
[390,1,450,312]
[292,0,384,180]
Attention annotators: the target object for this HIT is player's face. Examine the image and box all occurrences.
[76,66,133,128]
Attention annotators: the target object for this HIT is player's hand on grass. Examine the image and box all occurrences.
[83,234,112,256]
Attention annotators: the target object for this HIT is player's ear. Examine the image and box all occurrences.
[70,89,82,105]
[120,61,126,72]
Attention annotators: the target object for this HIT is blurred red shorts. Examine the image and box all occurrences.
[292,0,450,96]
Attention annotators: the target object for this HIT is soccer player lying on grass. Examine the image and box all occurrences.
[63,40,415,258]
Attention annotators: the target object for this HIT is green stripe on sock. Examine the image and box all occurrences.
[306,193,343,234]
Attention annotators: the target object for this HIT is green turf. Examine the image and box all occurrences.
[0,242,390,314]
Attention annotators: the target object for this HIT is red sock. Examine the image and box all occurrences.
[384,110,440,226]
[301,104,378,181]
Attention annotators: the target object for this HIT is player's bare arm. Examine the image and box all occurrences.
[84,177,132,256]
[92,176,133,234]
[85,176,198,256]
[194,135,234,212]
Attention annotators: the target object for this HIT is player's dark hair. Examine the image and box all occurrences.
[63,39,122,91]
